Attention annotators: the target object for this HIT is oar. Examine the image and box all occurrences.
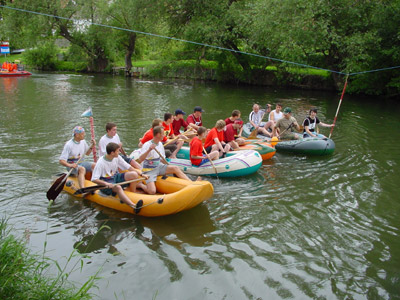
[163,129,195,147]
[46,156,84,201]
[153,147,169,165]
[248,127,258,139]
[329,75,348,139]
[203,147,219,180]
[74,177,146,195]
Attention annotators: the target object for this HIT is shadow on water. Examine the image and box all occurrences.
[47,195,216,255]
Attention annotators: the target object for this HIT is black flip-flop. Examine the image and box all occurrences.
[134,200,143,214]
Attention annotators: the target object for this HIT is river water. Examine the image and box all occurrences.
[1,73,399,299]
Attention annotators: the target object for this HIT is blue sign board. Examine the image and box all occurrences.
[1,47,10,54]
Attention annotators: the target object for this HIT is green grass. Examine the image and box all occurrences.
[0,219,97,300]
[0,53,26,64]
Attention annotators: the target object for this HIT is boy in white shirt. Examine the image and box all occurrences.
[91,142,148,211]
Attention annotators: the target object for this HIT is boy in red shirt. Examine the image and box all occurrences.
[204,120,231,157]
[162,113,184,159]
[224,119,245,150]
[190,127,219,166]
[186,106,204,130]
[172,109,189,135]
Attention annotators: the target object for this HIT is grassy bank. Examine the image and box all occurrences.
[0,219,96,300]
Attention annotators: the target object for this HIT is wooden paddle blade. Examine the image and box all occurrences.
[248,129,258,139]
[46,174,67,201]
[74,184,107,195]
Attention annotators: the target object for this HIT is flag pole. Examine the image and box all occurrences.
[81,107,97,162]
[329,75,349,139]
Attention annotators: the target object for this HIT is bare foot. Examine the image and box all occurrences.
[169,155,176,159]
[196,176,202,181]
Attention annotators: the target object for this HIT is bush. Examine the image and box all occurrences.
[24,42,58,71]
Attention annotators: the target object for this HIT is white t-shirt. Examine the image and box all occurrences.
[249,110,265,126]
[269,110,283,122]
[91,155,131,181]
[98,133,121,157]
[140,140,165,169]
[59,139,89,163]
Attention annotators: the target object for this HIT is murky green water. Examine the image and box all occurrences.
[1,73,399,299]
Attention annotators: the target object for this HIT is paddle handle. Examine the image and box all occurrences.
[154,147,169,165]
[164,129,195,147]
[203,147,219,178]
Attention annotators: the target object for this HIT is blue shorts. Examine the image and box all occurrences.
[121,154,132,164]
[100,173,126,196]
[67,161,92,175]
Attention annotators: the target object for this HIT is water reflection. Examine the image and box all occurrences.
[47,195,215,256]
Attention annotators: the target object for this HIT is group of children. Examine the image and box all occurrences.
[59,104,332,211]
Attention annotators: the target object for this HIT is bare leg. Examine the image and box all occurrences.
[171,140,184,158]
[166,165,191,181]
[113,185,136,208]
[77,166,86,189]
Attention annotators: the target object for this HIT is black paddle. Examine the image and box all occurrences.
[46,156,85,201]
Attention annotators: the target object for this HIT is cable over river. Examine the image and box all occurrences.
[1,73,399,299]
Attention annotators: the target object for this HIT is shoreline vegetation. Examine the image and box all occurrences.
[0,53,337,92]
[0,219,96,300]
[1,1,399,98]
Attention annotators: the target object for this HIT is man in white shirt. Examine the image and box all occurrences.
[248,104,274,137]
[137,126,191,195]
[59,126,96,189]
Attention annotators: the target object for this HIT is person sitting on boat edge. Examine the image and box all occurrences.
[249,104,274,137]
[269,103,283,124]
[162,112,186,159]
[303,108,334,138]
[99,122,142,169]
[225,109,244,137]
[172,109,188,135]
[186,106,204,131]
[59,126,96,189]
[190,126,219,166]
[137,126,192,195]
[91,142,148,211]
[204,120,231,157]
[272,107,301,140]
[224,119,245,150]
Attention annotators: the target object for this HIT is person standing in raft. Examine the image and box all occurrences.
[59,126,96,189]
[272,107,301,140]
[137,126,192,195]
[224,119,245,150]
[190,126,219,166]
[91,143,148,210]
[99,122,142,169]
[186,106,204,130]
[302,108,334,138]
[204,120,231,157]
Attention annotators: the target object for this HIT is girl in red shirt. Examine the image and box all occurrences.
[190,127,219,166]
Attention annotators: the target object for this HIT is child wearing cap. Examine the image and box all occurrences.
[186,106,203,130]
[59,126,96,189]
[172,109,189,136]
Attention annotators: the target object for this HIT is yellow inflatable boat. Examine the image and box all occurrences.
[62,176,214,217]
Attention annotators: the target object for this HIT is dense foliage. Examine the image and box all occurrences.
[1,0,399,96]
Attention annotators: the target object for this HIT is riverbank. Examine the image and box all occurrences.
[0,219,95,300]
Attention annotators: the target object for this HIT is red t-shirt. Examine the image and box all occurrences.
[172,118,188,135]
[162,122,174,138]
[190,136,204,166]
[224,117,234,126]
[204,127,224,148]
[224,123,237,142]
[186,114,202,126]
[140,129,153,144]
[140,128,167,144]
